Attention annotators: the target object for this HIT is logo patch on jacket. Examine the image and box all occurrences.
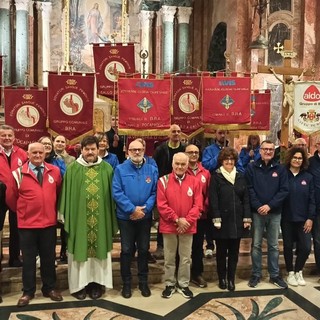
[187,187,193,196]
[146,176,151,183]
[301,180,307,185]
[272,172,278,177]
[18,158,22,166]
[48,174,54,184]
[201,174,206,183]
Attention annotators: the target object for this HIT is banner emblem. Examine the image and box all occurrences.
[105,62,125,82]
[138,97,152,113]
[178,93,198,113]
[221,95,234,110]
[60,93,83,115]
[17,106,40,127]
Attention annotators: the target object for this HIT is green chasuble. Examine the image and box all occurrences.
[58,160,118,262]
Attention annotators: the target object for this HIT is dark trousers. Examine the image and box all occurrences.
[191,219,206,277]
[205,220,215,250]
[215,238,241,281]
[0,207,20,262]
[118,218,152,285]
[312,214,320,272]
[282,220,311,272]
[19,226,57,296]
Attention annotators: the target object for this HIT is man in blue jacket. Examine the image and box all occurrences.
[112,139,158,299]
[245,140,289,289]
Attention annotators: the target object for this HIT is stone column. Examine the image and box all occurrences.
[36,1,52,87]
[15,0,30,85]
[161,5,177,73]
[0,0,11,85]
[139,10,155,76]
[177,7,192,70]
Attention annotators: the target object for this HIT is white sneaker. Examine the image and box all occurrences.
[205,249,213,259]
[287,271,298,286]
[295,271,306,286]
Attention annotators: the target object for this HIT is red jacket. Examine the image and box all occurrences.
[186,162,210,219]
[0,145,28,210]
[157,173,202,234]
[7,162,61,229]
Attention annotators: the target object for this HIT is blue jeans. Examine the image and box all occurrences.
[118,218,152,285]
[251,212,281,278]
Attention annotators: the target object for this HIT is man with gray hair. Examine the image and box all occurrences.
[157,152,202,299]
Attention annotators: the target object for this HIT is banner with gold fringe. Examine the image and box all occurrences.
[93,43,135,99]
[4,87,47,149]
[172,74,203,137]
[118,77,171,136]
[202,74,251,129]
[47,72,94,144]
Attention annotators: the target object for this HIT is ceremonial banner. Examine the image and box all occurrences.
[0,56,2,86]
[172,75,203,137]
[4,87,47,149]
[202,75,251,128]
[93,43,135,98]
[118,77,171,135]
[48,72,94,143]
[294,81,320,134]
[247,90,271,132]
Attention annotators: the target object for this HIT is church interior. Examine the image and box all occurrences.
[1,0,320,319]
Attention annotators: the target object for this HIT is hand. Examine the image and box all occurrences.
[244,222,251,229]
[303,219,313,233]
[257,205,270,215]
[249,149,254,157]
[130,206,146,220]
[176,217,190,233]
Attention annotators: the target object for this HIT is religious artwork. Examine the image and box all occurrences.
[269,0,292,14]
[69,0,123,72]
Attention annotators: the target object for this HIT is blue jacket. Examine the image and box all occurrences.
[102,152,119,170]
[282,169,316,222]
[239,146,261,170]
[308,151,320,214]
[202,141,244,173]
[112,159,158,220]
[245,158,289,214]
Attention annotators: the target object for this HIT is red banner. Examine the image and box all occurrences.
[48,73,94,143]
[118,78,171,135]
[93,43,135,98]
[4,87,47,149]
[172,75,203,137]
[0,56,2,86]
[202,75,251,128]
[248,90,271,131]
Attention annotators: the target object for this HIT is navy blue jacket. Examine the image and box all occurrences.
[245,158,289,214]
[308,151,320,214]
[282,169,316,222]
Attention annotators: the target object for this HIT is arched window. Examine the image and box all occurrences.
[207,22,227,72]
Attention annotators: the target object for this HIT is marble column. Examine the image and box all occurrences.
[15,0,30,86]
[36,1,52,87]
[161,5,177,73]
[177,7,192,70]
[0,0,11,85]
[139,10,155,76]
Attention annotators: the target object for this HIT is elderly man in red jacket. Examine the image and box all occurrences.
[7,142,63,307]
[157,152,202,299]
[0,125,28,268]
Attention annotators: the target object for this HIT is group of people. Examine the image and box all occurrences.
[0,123,319,307]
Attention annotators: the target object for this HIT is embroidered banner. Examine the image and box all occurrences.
[294,81,320,134]
[172,75,203,137]
[247,90,271,132]
[4,87,47,149]
[202,75,251,128]
[47,72,94,143]
[92,43,135,99]
[0,56,2,87]
[118,77,171,135]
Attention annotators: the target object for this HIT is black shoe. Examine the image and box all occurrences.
[59,251,68,263]
[0,295,2,303]
[89,284,102,300]
[9,258,22,268]
[218,279,227,290]
[147,252,156,264]
[228,280,235,291]
[72,288,86,300]
[139,283,151,297]
[121,284,132,298]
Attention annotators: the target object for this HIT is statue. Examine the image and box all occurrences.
[269,67,307,125]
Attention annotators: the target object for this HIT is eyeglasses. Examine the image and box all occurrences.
[186,151,199,155]
[42,142,52,146]
[260,148,275,152]
[223,157,235,161]
[128,148,143,153]
[292,156,303,161]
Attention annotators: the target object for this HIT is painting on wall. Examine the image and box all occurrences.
[69,0,123,72]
